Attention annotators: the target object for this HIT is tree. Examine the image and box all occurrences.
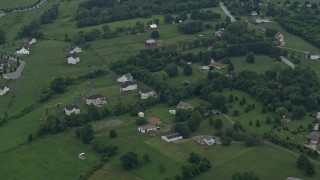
[143,153,150,163]
[183,64,193,76]
[174,122,191,138]
[50,77,66,94]
[227,62,234,72]
[164,14,174,24]
[305,162,316,176]
[165,64,178,77]
[297,154,309,169]
[188,152,201,164]
[246,52,255,63]
[221,137,232,146]
[0,28,6,44]
[244,133,262,147]
[232,171,260,180]
[213,119,223,129]
[80,124,94,144]
[121,152,139,170]
[28,134,33,143]
[159,163,165,173]
[109,129,117,138]
[151,30,160,39]
[292,106,306,120]
[255,120,261,128]
[135,117,147,125]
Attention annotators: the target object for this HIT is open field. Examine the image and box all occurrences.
[0,134,100,180]
[231,55,287,73]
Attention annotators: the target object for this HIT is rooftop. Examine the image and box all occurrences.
[139,124,156,130]
[122,81,136,88]
[140,87,154,93]
[166,133,182,139]
[87,94,106,100]
[65,105,79,110]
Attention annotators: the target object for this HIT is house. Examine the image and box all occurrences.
[120,81,137,91]
[215,30,223,37]
[251,11,258,16]
[317,112,320,120]
[306,132,320,145]
[162,133,183,142]
[64,105,80,115]
[0,60,10,70]
[169,110,176,114]
[139,87,156,99]
[0,84,10,96]
[23,37,37,46]
[275,32,284,42]
[138,112,144,117]
[286,177,301,180]
[66,53,80,64]
[209,59,226,69]
[69,46,82,54]
[117,73,133,83]
[0,11,5,17]
[250,16,271,24]
[78,153,85,160]
[138,124,157,133]
[177,101,194,110]
[16,47,30,55]
[308,52,320,60]
[314,124,319,131]
[145,39,156,46]
[197,136,215,146]
[86,94,107,107]
[149,24,157,29]
[207,46,213,51]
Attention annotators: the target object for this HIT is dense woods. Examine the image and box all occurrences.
[76,0,219,27]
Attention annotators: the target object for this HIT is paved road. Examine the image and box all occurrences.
[220,2,235,22]
[222,113,235,125]
[280,56,295,69]
[3,60,26,79]
[278,46,308,54]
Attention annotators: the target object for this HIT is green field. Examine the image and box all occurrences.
[231,55,287,73]
[0,134,100,180]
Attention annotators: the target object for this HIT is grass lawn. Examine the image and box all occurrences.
[231,55,287,73]
[0,134,100,180]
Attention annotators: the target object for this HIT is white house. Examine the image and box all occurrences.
[23,37,37,45]
[16,47,30,55]
[86,94,107,107]
[145,39,156,46]
[117,73,133,83]
[251,11,258,16]
[69,46,83,54]
[275,32,284,42]
[64,105,80,115]
[177,101,194,110]
[138,112,145,117]
[0,11,5,17]
[120,81,137,91]
[149,24,157,29]
[0,84,10,96]
[138,124,157,133]
[162,133,183,142]
[139,87,156,99]
[308,52,320,60]
[197,136,215,147]
[66,53,80,64]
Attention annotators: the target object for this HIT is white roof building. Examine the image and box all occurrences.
[149,24,157,29]
[16,47,30,55]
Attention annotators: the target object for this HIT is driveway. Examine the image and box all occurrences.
[280,56,295,69]
[3,60,26,79]
[220,2,235,22]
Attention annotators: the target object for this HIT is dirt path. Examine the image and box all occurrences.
[220,2,235,22]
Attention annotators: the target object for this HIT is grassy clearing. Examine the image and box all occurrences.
[231,55,287,73]
[0,134,100,180]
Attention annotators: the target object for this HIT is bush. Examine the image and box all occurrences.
[109,129,117,138]
[221,137,232,146]
[135,117,147,125]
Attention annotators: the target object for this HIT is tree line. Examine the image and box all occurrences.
[75,0,219,27]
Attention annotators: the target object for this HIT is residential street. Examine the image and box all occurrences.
[220,2,235,22]
[3,60,26,79]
